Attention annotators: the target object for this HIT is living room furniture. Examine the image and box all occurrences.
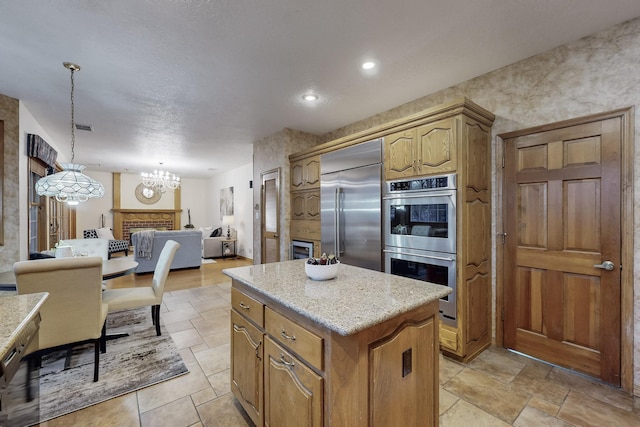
[13,257,108,382]
[83,228,129,259]
[59,238,109,260]
[132,230,201,273]
[202,228,237,258]
[102,240,180,336]
[221,239,237,259]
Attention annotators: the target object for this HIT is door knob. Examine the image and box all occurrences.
[593,261,615,271]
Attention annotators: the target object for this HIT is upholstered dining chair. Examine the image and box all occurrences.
[13,256,108,382]
[101,240,180,336]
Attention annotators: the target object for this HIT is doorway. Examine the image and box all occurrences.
[261,168,280,264]
[498,108,633,389]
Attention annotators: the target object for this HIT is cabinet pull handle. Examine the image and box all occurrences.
[281,329,296,341]
[279,353,295,368]
[239,302,250,310]
[256,340,262,361]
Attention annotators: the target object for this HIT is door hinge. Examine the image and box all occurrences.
[502,156,505,168]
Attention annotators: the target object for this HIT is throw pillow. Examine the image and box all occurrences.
[211,227,222,237]
[199,226,214,236]
[96,227,115,240]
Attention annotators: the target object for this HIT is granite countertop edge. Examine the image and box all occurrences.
[0,292,49,361]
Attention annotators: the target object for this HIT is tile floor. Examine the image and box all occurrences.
[37,280,640,427]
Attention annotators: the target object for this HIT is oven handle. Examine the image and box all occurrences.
[383,249,455,262]
[383,192,454,200]
[335,188,343,256]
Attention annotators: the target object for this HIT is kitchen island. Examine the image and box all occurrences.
[224,260,451,427]
[1,292,48,426]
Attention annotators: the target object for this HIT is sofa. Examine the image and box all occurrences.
[132,230,202,273]
[201,227,237,258]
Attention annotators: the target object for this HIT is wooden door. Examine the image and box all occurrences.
[261,169,280,264]
[503,117,621,385]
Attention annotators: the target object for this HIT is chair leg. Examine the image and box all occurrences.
[151,305,156,325]
[100,322,107,353]
[94,340,100,382]
[154,305,162,336]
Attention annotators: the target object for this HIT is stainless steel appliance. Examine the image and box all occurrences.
[291,240,314,260]
[321,139,382,271]
[384,247,457,326]
[383,173,457,326]
[383,174,456,254]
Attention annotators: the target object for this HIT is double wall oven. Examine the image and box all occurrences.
[383,174,457,327]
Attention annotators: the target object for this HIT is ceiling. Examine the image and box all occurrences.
[1,1,639,179]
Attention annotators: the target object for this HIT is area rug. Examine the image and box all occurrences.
[38,307,189,422]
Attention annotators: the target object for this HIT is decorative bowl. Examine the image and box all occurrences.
[305,261,340,281]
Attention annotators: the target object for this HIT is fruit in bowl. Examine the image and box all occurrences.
[305,253,340,281]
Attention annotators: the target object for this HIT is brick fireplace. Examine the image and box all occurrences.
[112,209,182,242]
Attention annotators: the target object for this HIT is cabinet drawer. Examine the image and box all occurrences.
[290,220,321,241]
[439,323,459,353]
[265,307,323,370]
[232,288,264,328]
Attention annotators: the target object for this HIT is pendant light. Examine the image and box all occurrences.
[35,62,105,205]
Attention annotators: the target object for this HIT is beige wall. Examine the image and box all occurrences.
[0,94,20,271]
[252,128,321,264]
[254,17,640,393]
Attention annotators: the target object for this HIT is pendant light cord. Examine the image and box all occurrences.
[69,67,76,163]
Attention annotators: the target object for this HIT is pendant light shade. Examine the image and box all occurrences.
[36,62,104,205]
[35,163,105,205]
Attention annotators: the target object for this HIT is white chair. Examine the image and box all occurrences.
[102,240,180,336]
[14,257,108,382]
[59,238,110,260]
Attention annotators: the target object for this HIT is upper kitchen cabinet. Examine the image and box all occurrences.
[384,117,457,179]
[291,155,320,190]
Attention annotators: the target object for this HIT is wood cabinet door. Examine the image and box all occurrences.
[291,160,305,191]
[304,157,321,189]
[264,336,323,427]
[415,118,456,175]
[503,117,622,385]
[370,317,437,427]
[384,129,416,180]
[305,190,320,220]
[291,193,306,220]
[230,310,264,426]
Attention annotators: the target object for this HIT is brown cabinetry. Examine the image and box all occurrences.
[230,278,441,426]
[290,155,321,257]
[230,288,265,426]
[291,156,320,191]
[264,337,323,427]
[291,190,320,221]
[384,117,456,180]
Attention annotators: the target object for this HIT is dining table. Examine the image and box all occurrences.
[0,257,139,290]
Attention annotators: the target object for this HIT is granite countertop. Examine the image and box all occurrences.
[0,292,49,361]
[223,260,451,336]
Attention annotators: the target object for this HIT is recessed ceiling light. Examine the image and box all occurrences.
[302,93,319,102]
[362,61,376,70]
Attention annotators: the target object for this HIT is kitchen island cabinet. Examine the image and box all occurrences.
[224,260,450,427]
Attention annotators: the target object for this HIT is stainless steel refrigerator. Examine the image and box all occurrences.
[321,139,382,271]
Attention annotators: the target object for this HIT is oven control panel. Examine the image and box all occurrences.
[387,174,456,192]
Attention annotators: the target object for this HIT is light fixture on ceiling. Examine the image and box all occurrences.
[362,61,376,70]
[302,93,319,102]
[140,169,180,193]
[35,62,105,206]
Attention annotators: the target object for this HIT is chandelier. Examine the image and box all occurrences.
[141,170,180,193]
[35,62,105,205]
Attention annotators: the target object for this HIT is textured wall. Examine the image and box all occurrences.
[255,17,640,392]
[0,94,20,271]
[252,128,321,264]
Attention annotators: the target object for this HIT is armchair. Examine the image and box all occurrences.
[13,257,108,382]
[59,238,109,260]
[84,228,129,259]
